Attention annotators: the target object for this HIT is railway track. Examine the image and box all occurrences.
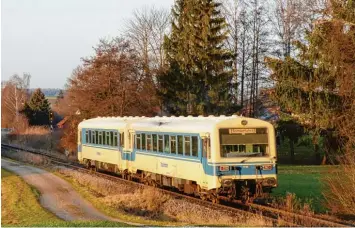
[1,143,351,227]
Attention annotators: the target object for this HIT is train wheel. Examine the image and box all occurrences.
[241,186,250,204]
[85,160,91,169]
[211,197,220,204]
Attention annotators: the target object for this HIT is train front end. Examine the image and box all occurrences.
[211,117,277,201]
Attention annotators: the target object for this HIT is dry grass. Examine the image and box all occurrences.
[3,126,62,151]
[2,126,72,161]
[270,193,314,216]
[323,151,355,217]
[55,167,272,226]
[1,148,52,166]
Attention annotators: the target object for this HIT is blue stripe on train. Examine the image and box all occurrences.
[80,144,276,177]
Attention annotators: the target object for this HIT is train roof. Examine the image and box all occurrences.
[131,115,236,133]
[78,116,146,129]
[79,115,272,133]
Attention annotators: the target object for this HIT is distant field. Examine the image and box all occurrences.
[272,165,335,213]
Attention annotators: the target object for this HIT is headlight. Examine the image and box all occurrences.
[219,166,230,171]
[262,164,273,170]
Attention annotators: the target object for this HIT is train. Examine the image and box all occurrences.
[77,115,277,203]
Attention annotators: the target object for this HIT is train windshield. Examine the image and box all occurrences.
[219,128,269,158]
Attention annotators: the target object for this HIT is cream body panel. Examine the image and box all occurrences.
[132,152,203,185]
[81,145,120,165]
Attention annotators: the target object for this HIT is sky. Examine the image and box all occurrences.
[1,0,174,89]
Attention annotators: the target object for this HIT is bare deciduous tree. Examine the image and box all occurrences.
[271,0,327,58]
[123,6,170,76]
[1,73,31,128]
[58,37,159,152]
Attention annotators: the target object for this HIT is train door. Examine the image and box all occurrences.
[118,130,124,170]
[78,129,83,160]
[200,137,210,189]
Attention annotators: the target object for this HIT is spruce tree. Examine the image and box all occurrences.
[26,88,51,126]
[158,0,235,116]
[265,0,355,161]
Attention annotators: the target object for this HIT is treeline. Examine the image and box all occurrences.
[29,88,63,97]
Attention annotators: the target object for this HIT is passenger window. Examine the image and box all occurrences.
[102,131,106,145]
[147,134,152,151]
[136,134,141,149]
[113,132,118,147]
[184,136,191,156]
[153,134,158,152]
[98,131,102,145]
[158,135,163,152]
[85,131,89,144]
[171,136,177,154]
[164,135,170,153]
[142,133,146,150]
[92,131,96,144]
[88,130,92,144]
[96,131,99,144]
[106,131,110,146]
[192,136,198,157]
[109,131,113,146]
[120,132,124,148]
[177,135,183,155]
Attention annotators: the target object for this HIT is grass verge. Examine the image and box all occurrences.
[1,167,133,227]
[1,168,61,226]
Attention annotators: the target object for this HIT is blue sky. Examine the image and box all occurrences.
[1,0,174,88]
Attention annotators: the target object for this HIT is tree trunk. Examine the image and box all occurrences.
[289,139,295,163]
[312,134,321,164]
[314,143,321,164]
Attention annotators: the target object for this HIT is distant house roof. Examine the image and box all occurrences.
[57,117,68,128]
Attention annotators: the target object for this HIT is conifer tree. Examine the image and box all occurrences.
[158,0,236,115]
[265,0,355,161]
[25,88,51,126]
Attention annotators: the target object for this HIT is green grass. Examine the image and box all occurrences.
[1,168,62,226]
[272,165,335,213]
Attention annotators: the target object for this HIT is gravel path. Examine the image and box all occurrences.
[1,158,141,225]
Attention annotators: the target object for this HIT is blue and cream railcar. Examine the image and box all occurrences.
[78,117,145,173]
[78,115,277,202]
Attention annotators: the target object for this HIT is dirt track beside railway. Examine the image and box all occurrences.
[1,158,141,225]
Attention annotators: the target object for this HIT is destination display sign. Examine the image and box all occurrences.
[228,128,256,134]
